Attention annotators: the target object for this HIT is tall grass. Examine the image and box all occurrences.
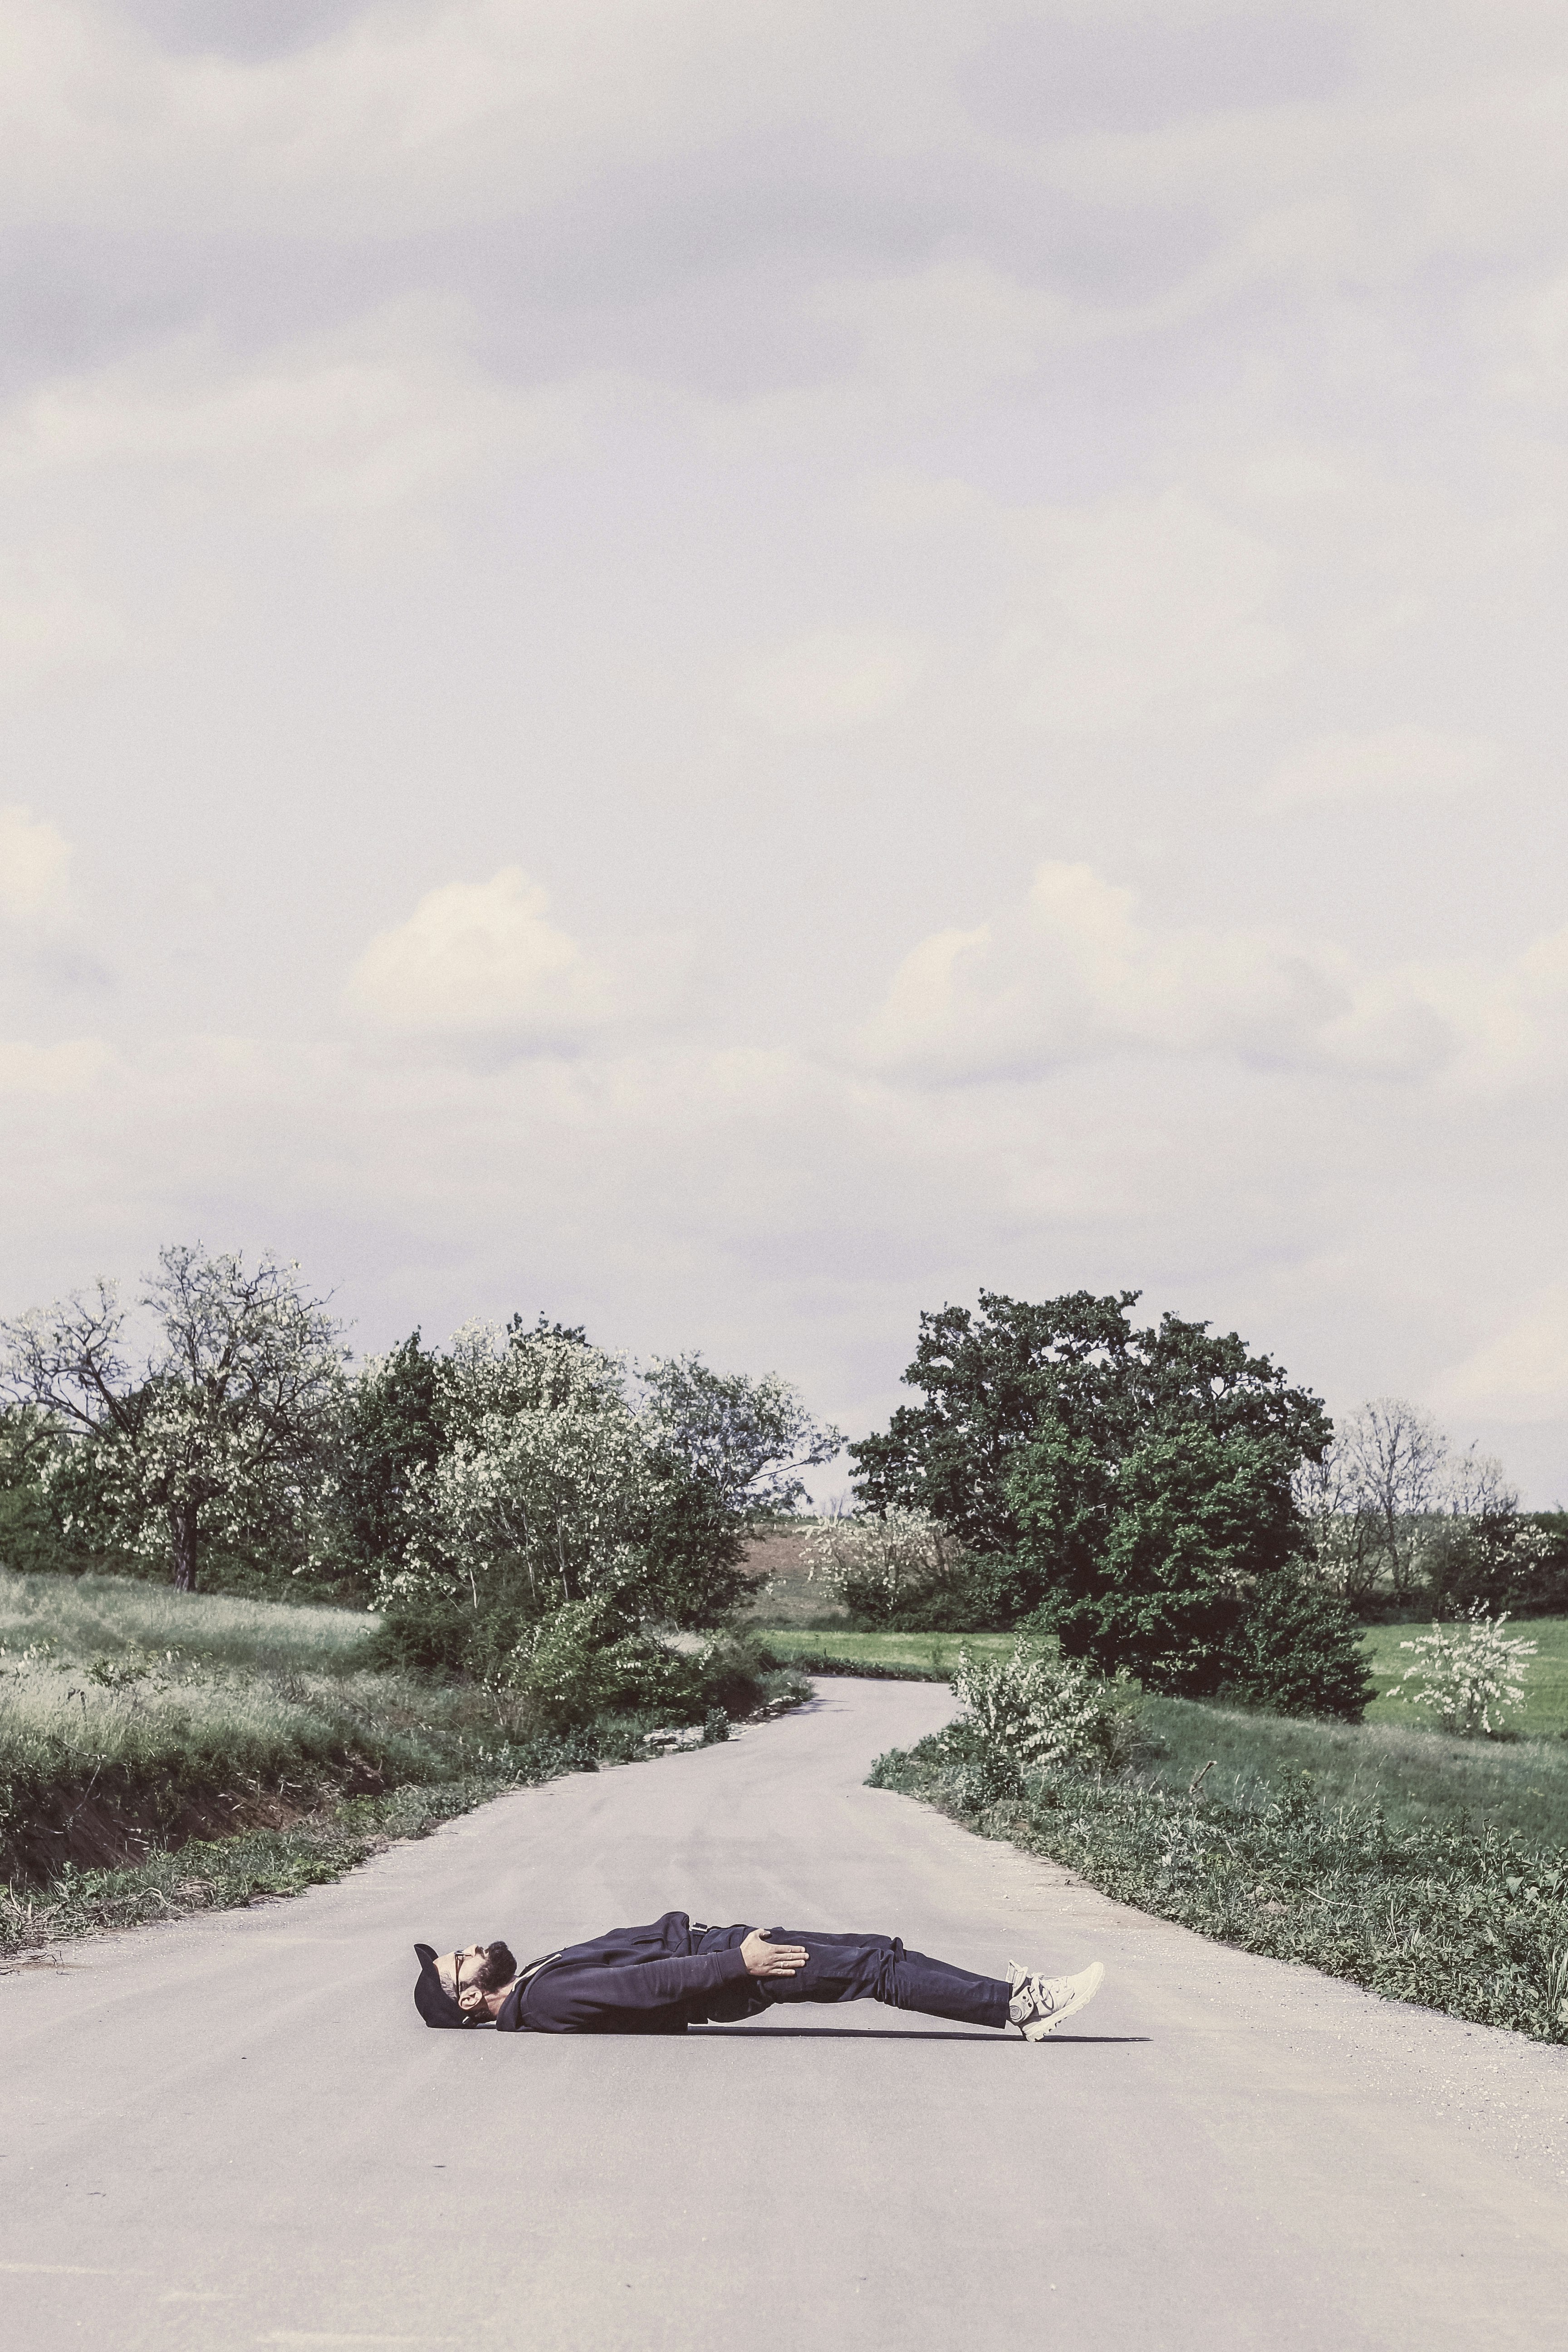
[1135,1695,1568,1847]
[0,1572,377,1676]
[0,1571,808,1932]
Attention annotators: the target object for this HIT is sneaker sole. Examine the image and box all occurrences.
[1019,1961,1105,2041]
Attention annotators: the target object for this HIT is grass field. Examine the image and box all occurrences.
[1133,1695,1568,1846]
[756,1628,1014,1679]
[758,1618,1568,1738]
[0,1572,537,1901]
[0,1574,379,1677]
[1360,1616,1568,1739]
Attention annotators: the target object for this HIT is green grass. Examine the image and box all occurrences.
[0,1572,378,1677]
[755,1628,1020,1680]
[0,1572,807,1941]
[0,1570,507,1894]
[1134,1696,1568,1847]
[1361,1617,1568,1740]
[872,1735,1568,2044]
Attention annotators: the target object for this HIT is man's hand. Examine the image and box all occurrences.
[740,1930,809,1978]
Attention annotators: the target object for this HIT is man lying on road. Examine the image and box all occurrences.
[413,1913,1105,2039]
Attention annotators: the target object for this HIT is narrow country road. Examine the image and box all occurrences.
[3,1680,1565,2350]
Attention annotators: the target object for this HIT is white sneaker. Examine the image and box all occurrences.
[1006,1959,1105,2040]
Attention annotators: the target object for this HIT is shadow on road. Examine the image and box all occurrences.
[687,2026,1151,2042]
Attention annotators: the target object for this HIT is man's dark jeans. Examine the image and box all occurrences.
[695,1926,1010,2030]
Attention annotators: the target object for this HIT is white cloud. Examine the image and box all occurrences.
[998,490,1294,735]
[1263,725,1503,810]
[1436,1285,1568,1422]
[1490,270,1568,404]
[813,259,1069,408]
[0,567,135,691]
[858,860,1568,1086]
[735,628,925,736]
[0,804,73,926]
[0,303,585,519]
[344,868,621,1049]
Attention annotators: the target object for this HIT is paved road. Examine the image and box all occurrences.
[3,1680,1566,2351]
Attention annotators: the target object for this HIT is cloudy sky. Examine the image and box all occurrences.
[2,0,1566,1498]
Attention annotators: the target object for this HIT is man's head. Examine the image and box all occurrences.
[413,1940,518,2028]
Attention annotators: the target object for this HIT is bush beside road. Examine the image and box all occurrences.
[871,1731,1568,2044]
[0,1571,807,1953]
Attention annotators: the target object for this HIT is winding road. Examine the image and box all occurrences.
[3,1679,1566,2349]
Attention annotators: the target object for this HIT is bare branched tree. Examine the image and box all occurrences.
[1342,1397,1449,1605]
[0,1245,346,1590]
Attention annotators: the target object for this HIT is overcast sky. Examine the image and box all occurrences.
[2,1,1566,1499]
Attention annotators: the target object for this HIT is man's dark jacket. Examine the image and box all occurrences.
[495,1911,762,2034]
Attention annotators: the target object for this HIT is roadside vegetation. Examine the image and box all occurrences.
[868,1642,1568,2044]
[4,1254,1565,2024]
[0,1570,805,1956]
[758,1618,1568,1738]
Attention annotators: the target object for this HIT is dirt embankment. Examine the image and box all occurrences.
[1,1760,392,1888]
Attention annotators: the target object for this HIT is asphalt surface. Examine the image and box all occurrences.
[3,1679,1566,2351]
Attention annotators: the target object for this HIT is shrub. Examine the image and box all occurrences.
[367,1588,479,1678]
[950,1637,1140,1774]
[804,1505,1028,1630]
[1216,1569,1374,1721]
[508,1605,775,1731]
[1397,1609,1539,1737]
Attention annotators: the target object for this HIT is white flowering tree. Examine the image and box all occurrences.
[391,1322,652,1619]
[951,1638,1136,1773]
[380,1324,841,1635]
[803,1503,957,1611]
[1396,1607,1539,1736]
[0,1245,346,1591]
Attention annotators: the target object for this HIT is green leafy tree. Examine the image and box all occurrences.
[853,1288,1362,1711]
[0,1404,69,1573]
[636,1354,842,1627]
[0,1246,346,1591]
[850,1290,1328,1550]
[314,1332,448,1596]
[1007,1422,1303,1690]
[1009,1421,1367,1713]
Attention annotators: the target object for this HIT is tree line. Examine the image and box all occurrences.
[811,1290,1565,1716]
[2,1255,1561,1724]
[0,1247,838,1676]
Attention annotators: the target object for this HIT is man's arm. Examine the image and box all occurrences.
[505,1931,810,2033]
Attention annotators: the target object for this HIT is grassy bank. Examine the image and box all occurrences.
[756,1629,1019,1680]
[0,1572,805,1952]
[2,1776,517,1959]
[871,1735,1568,2043]
[758,1619,1568,1739]
[1133,1695,1568,1846]
[0,1573,510,1889]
